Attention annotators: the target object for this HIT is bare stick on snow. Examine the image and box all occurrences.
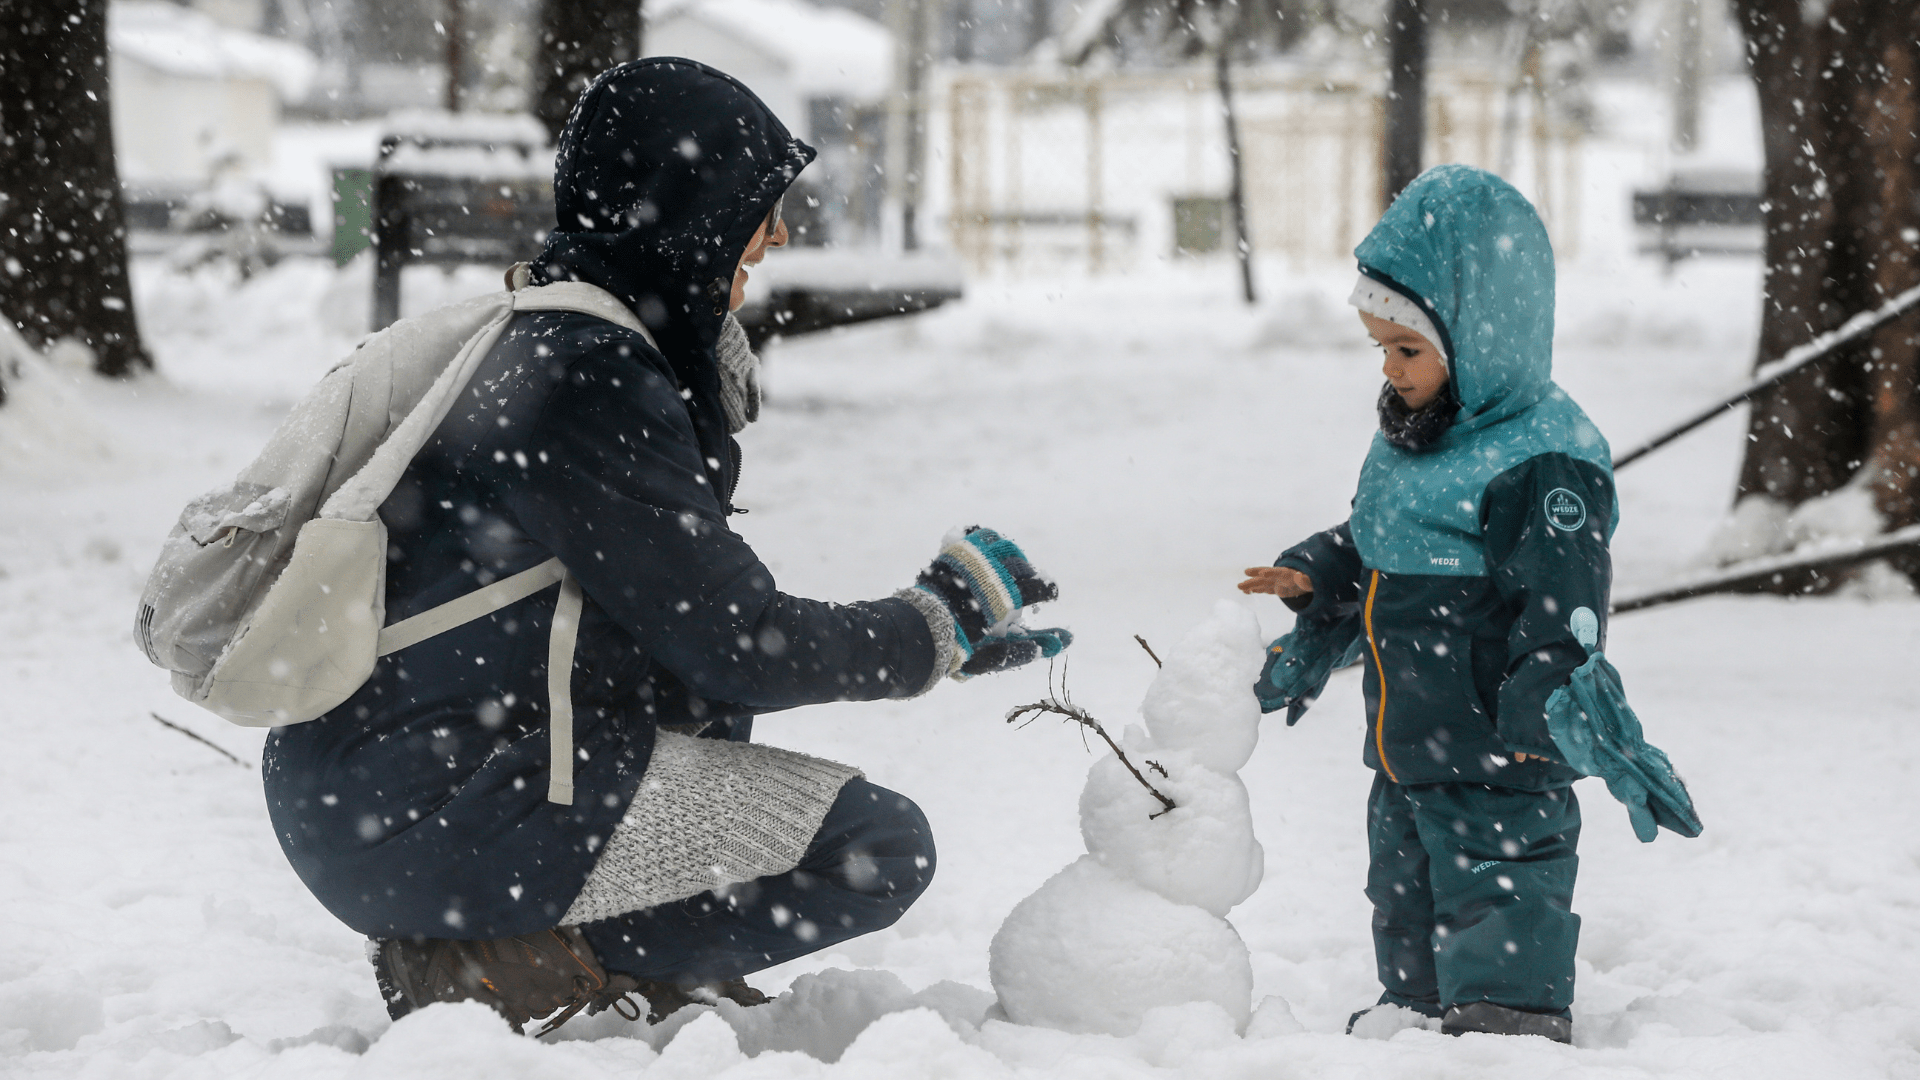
[1613,281,1920,469]
[150,712,246,767]
[1007,662,1177,819]
[1133,635,1163,668]
[1612,521,1920,614]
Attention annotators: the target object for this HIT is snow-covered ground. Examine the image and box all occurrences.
[4,247,1915,1079]
[4,79,1917,1080]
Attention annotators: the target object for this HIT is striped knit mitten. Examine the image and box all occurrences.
[911,526,1072,677]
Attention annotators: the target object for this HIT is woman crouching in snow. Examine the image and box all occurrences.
[1240,165,1653,1044]
[262,59,1069,1034]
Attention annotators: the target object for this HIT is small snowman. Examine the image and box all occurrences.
[988,600,1268,1036]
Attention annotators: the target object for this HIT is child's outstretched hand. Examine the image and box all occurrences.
[1238,566,1313,598]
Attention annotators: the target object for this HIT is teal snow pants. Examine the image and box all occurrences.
[1366,774,1581,1018]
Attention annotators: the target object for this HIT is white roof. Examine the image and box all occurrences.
[382,110,551,149]
[379,143,555,180]
[109,1,317,102]
[649,0,894,99]
[375,111,553,178]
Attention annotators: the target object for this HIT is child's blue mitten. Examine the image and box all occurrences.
[1544,651,1702,842]
[1255,610,1364,724]
[1604,772,1659,843]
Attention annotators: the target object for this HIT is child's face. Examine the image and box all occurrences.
[1359,311,1448,410]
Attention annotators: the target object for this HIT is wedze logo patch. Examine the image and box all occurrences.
[1544,488,1587,531]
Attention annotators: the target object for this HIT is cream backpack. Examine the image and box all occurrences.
[135,277,653,804]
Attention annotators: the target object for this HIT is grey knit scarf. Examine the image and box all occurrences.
[1377,380,1459,451]
[715,312,761,434]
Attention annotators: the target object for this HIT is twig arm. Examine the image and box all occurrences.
[1007,698,1177,817]
[1133,635,1162,668]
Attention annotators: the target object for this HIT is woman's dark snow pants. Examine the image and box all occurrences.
[1366,774,1580,1018]
[578,778,936,986]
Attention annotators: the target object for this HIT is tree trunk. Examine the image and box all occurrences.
[1851,5,1920,577]
[1216,47,1254,304]
[1024,0,1050,57]
[1380,0,1427,204]
[1731,0,1849,506]
[898,0,930,251]
[953,0,975,64]
[533,0,643,144]
[1731,0,1920,587]
[444,0,466,113]
[0,0,151,399]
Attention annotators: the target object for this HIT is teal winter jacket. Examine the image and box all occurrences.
[1277,166,1616,791]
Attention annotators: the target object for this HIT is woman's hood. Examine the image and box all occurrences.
[1354,164,1556,437]
[533,57,815,366]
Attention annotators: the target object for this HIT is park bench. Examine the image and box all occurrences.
[1630,169,1763,265]
[356,113,960,339]
[364,113,554,331]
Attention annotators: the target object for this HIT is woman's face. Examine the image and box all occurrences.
[730,211,790,312]
[1359,310,1448,410]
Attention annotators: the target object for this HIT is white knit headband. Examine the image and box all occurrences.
[1348,274,1450,368]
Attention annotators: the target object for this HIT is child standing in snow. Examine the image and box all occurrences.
[1238,165,1668,1044]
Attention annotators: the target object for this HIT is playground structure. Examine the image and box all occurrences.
[936,64,1585,275]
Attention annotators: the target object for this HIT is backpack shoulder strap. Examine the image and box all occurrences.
[510,280,660,352]
[317,296,520,523]
[362,280,656,807]
[344,279,657,806]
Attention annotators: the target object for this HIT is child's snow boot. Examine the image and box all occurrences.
[369,928,644,1036]
[1345,998,1442,1037]
[1441,1002,1572,1044]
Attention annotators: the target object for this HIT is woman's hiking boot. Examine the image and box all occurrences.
[627,976,771,1024]
[369,928,645,1036]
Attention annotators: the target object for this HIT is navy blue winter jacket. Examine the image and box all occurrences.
[264,60,937,940]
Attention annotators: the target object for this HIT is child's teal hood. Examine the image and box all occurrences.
[1356,164,1556,433]
[1350,166,1613,576]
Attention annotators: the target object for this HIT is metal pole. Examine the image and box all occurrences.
[1087,81,1104,274]
[372,163,403,331]
[1381,0,1428,203]
[1672,0,1702,152]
